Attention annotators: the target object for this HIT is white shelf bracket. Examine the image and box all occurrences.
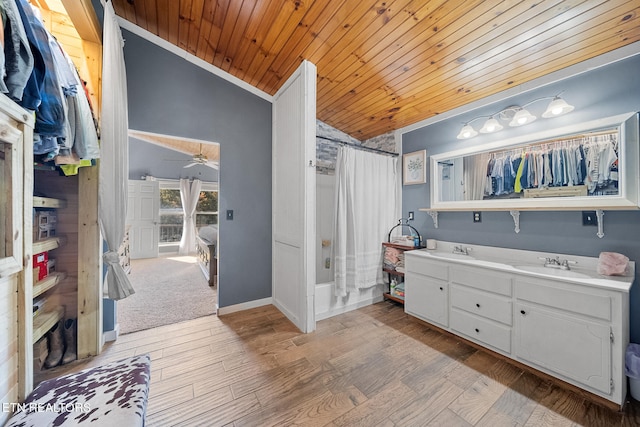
[428,211,439,229]
[510,210,521,233]
[596,209,604,238]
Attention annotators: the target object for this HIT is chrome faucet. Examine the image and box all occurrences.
[452,245,471,256]
[539,256,577,270]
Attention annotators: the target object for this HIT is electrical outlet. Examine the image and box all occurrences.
[408,211,414,220]
[582,211,597,226]
[473,212,482,223]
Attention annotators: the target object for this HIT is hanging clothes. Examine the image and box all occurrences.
[481,132,618,198]
[1,0,33,101]
[15,0,66,136]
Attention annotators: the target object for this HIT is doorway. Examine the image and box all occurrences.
[117,132,220,334]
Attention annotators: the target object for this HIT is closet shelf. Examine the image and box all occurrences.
[33,236,67,253]
[33,196,67,209]
[33,272,67,298]
[33,306,64,344]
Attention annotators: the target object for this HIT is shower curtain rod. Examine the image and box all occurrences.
[317,135,398,156]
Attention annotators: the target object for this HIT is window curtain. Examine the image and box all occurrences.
[333,146,398,297]
[178,178,202,255]
[98,1,134,300]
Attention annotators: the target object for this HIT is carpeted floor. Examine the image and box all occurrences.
[117,255,217,334]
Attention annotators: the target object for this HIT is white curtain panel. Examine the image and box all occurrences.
[333,146,398,297]
[178,178,202,255]
[98,1,134,300]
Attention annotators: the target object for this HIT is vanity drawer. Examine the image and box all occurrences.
[450,308,512,354]
[405,255,448,281]
[515,279,611,321]
[451,284,512,325]
[451,266,512,296]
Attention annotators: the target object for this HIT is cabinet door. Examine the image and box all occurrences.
[516,302,611,395]
[405,272,448,327]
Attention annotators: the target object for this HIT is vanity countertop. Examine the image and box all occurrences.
[405,241,635,293]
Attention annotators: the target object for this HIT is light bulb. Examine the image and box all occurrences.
[480,117,503,134]
[457,124,478,139]
[542,97,574,118]
[509,108,536,127]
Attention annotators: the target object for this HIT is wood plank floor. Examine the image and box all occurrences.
[43,301,640,426]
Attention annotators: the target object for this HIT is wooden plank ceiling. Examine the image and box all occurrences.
[112,0,640,141]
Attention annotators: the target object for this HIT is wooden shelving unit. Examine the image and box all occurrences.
[33,196,67,209]
[382,292,405,304]
[32,306,64,344]
[382,242,420,305]
[33,236,67,254]
[33,272,67,298]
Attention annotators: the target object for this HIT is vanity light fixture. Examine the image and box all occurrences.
[456,94,574,140]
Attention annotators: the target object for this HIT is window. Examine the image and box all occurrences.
[158,181,218,243]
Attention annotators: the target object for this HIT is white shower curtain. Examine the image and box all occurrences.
[333,146,398,297]
[99,0,134,300]
[178,178,202,255]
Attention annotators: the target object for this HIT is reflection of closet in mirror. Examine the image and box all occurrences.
[429,112,639,211]
[478,128,618,202]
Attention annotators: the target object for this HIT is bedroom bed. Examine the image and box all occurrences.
[196,225,217,286]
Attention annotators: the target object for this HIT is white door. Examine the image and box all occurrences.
[272,60,316,333]
[127,180,160,259]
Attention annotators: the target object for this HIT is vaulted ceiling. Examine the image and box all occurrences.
[112,0,640,141]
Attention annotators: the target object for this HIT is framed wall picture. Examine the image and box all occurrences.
[403,150,427,185]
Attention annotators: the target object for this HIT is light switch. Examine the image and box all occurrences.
[226,210,234,220]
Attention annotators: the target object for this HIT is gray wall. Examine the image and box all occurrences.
[129,138,219,182]
[122,29,273,308]
[403,53,640,342]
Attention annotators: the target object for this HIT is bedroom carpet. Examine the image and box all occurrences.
[117,255,217,334]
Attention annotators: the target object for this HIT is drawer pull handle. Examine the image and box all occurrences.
[439,287,443,291]
[476,303,480,308]
[475,328,480,333]
[520,310,526,315]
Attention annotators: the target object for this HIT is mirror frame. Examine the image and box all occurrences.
[429,112,639,211]
[0,116,25,278]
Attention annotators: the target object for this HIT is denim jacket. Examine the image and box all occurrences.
[15,0,65,136]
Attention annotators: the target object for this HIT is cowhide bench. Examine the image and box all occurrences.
[5,354,151,426]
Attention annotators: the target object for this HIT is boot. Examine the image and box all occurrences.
[43,320,64,368]
[61,318,77,365]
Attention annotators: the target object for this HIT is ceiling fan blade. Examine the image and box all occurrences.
[183,162,198,168]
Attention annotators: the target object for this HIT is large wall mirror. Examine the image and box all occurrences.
[430,112,639,211]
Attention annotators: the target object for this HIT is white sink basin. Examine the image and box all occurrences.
[428,251,476,261]
[514,265,592,279]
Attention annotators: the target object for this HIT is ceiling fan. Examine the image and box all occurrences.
[164,143,218,169]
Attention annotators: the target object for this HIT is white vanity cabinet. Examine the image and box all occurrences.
[450,267,513,354]
[514,276,626,403]
[403,247,632,407]
[404,257,449,328]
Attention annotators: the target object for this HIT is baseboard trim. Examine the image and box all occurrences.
[103,323,120,343]
[315,294,384,321]
[217,297,273,315]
